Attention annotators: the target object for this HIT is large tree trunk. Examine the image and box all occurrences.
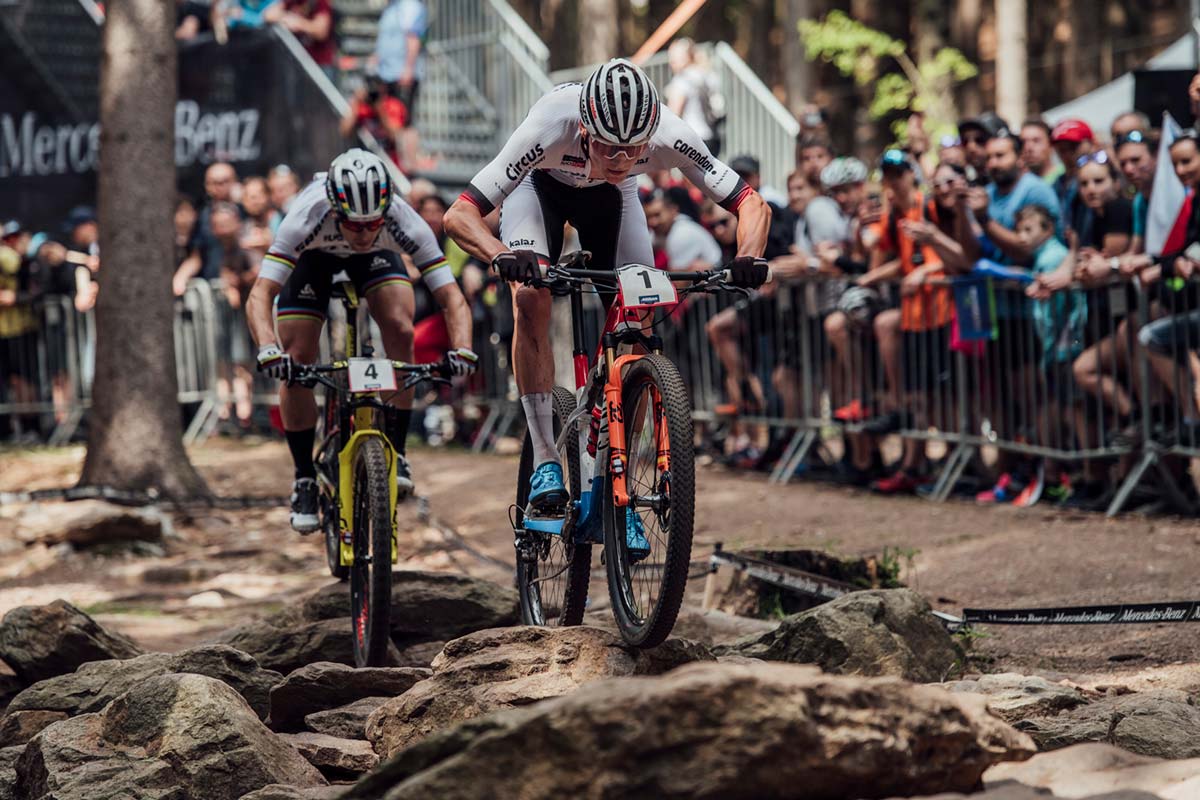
[79,0,209,500]
[578,0,619,64]
[995,0,1028,129]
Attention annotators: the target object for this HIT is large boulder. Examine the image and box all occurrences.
[213,617,401,675]
[269,662,429,731]
[12,500,168,547]
[237,787,343,800]
[348,661,1034,800]
[986,742,1200,799]
[1013,689,1200,759]
[278,732,379,776]
[0,745,20,800]
[365,624,706,758]
[7,645,282,720]
[718,588,960,682]
[0,675,20,713]
[301,572,519,644]
[0,600,142,684]
[16,673,326,799]
[942,673,1090,724]
[894,784,1163,799]
[304,697,389,740]
[0,710,67,747]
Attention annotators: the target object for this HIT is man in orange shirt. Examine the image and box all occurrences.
[859,149,954,493]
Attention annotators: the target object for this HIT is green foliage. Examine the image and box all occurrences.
[877,545,919,588]
[798,10,978,143]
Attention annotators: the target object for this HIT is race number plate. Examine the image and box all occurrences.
[616,265,678,309]
[347,358,397,393]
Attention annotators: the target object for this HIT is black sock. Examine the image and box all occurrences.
[385,408,412,455]
[287,428,317,479]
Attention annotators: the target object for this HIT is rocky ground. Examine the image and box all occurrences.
[0,438,1197,798]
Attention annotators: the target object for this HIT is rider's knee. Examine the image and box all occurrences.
[513,285,551,323]
[281,330,320,363]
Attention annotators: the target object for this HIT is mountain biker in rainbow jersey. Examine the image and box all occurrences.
[444,58,771,525]
[246,149,476,533]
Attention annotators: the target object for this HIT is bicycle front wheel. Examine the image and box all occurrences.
[321,384,348,581]
[350,437,393,667]
[514,386,591,627]
[604,354,695,648]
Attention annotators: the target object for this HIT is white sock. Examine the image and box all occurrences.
[521,392,559,467]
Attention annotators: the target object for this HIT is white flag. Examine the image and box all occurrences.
[1146,112,1186,256]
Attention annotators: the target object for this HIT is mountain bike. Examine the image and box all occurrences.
[292,280,447,667]
[510,251,756,647]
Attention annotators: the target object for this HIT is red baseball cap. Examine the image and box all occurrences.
[1051,119,1095,144]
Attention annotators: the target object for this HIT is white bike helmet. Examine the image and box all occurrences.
[579,58,661,146]
[325,148,392,221]
[820,157,869,189]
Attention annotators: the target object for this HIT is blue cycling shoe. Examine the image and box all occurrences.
[625,511,650,563]
[528,461,568,512]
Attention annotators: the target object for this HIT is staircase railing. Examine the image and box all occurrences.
[550,42,799,191]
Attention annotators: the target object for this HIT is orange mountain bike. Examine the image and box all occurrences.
[511,251,752,647]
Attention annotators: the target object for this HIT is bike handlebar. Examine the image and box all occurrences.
[521,251,771,293]
[290,359,450,393]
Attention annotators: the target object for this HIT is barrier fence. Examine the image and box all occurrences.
[3,271,1199,518]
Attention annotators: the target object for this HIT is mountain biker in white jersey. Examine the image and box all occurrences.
[444,58,771,518]
[246,148,476,533]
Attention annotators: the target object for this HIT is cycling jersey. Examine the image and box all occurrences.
[458,83,753,217]
[261,176,455,292]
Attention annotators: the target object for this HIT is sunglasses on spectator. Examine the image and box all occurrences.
[1175,128,1200,144]
[962,133,989,145]
[590,140,648,164]
[939,135,962,148]
[1114,130,1147,148]
[1076,151,1110,168]
[339,217,386,233]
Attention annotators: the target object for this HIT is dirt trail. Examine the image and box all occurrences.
[1,439,1198,685]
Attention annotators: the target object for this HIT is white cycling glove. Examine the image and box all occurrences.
[257,344,295,383]
[445,347,479,377]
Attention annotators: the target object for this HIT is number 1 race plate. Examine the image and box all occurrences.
[616,265,678,310]
[347,358,397,393]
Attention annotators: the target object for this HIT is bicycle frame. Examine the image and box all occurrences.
[313,281,400,568]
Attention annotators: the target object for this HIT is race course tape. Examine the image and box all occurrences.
[963,601,1200,625]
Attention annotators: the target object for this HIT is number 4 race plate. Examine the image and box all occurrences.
[347,358,397,393]
[616,265,678,310]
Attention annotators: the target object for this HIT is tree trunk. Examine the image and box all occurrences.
[578,0,619,64]
[781,0,815,115]
[79,0,209,500]
[995,0,1028,129]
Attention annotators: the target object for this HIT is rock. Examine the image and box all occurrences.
[364,625,708,758]
[0,599,143,684]
[270,662,429,731]
[896,782,1163,799]
[214,617,402,675]
[186,590,227,608]
[0,709,67,747]
[237,786,344,800]
[16,673,326,799]
[1014,689,1200,759]
[348,661,1034,800]
[667,605,777,646]
[942,673,1090,724]
[14,499,168,547]
[0,674,20,711]
[393,640,444,669]
[8,644,282,720]
[0,745,21,800]
[279,732,379,776]
[718,588,961,682]
[986,742,1200,799]
[304,697,389,740]
[301,573,519,645]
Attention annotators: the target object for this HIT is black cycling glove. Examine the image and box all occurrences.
[729,256,769,289]
[491,250,541,283]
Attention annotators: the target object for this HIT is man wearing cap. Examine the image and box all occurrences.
[1050,118,1095,235]
[730,155,787,208]
[958,112,1009,186]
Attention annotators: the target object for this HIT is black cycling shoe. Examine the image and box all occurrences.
[290,478,319,534]
[396,454,414,501]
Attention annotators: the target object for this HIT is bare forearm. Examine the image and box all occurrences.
[929,230,968,273]
[246,279,281,347]
[403,34,421,75]
[734,193,771,258]
[983,219,1032,262]
[444,200,507,264]
[433,283,472,350]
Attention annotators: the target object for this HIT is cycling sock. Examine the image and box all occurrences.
[385,407,412,455]
[287,427,317,479]
[521,392,559,466]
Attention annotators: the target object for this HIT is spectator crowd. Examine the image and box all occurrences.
[7,14,1200,516]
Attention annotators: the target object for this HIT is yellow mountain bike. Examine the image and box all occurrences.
[293,281,447,667]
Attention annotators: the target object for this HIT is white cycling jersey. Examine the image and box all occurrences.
[261,176,455,291]
[458,83,753,216]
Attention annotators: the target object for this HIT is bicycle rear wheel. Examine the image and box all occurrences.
[604,354,695,648]
[515,386,591,626]
[350,437,393,667]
